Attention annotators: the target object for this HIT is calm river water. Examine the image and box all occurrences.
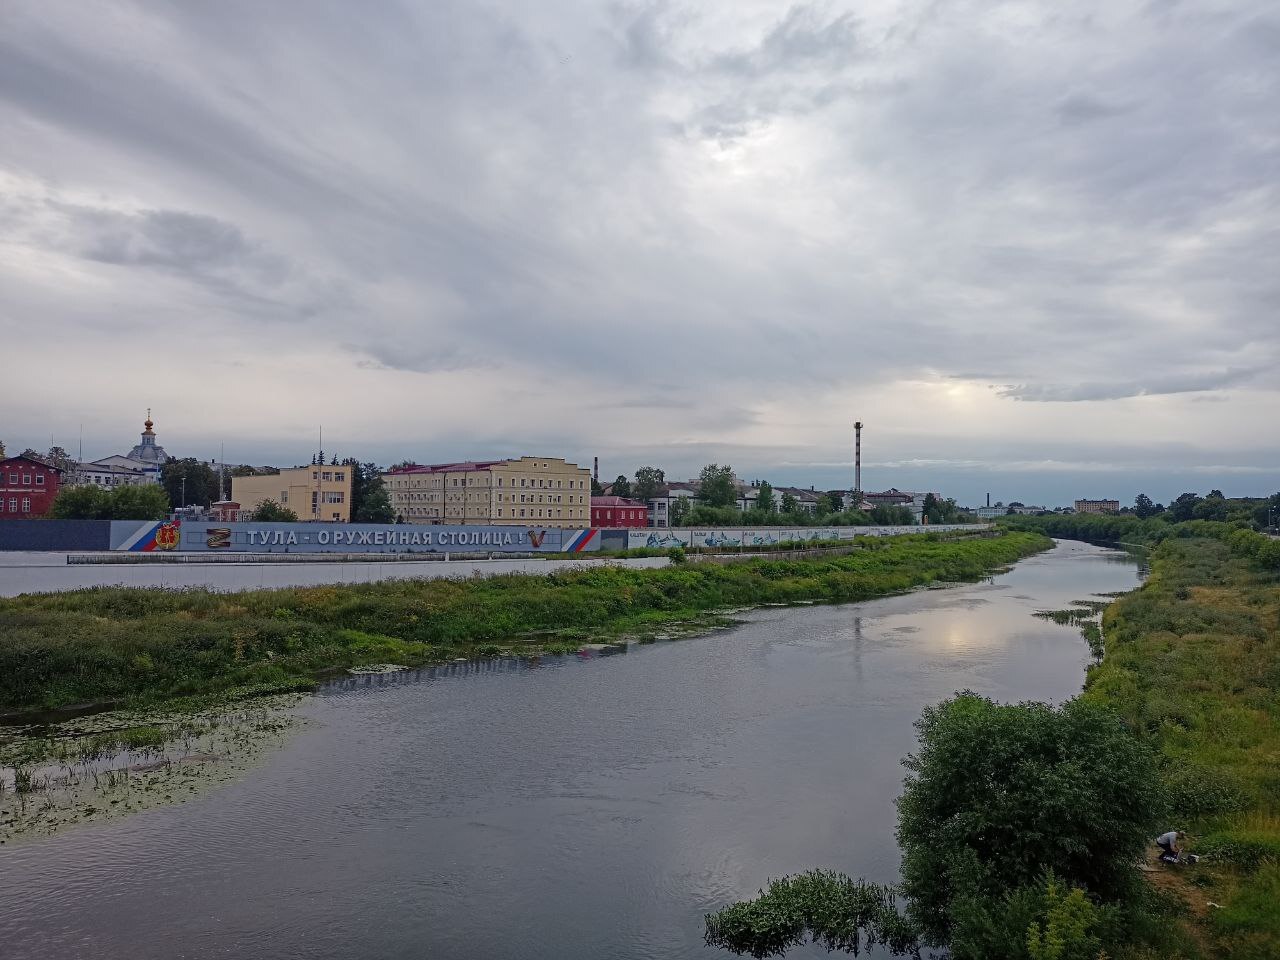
[0,541,1141,959]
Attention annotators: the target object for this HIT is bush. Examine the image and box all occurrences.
[897,694,1162,947]
[667,546,687,564]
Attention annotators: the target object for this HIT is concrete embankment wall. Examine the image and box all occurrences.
[0,519,988,556]
[0,520,111,551]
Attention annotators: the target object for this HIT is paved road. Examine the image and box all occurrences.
[0,552,669,597]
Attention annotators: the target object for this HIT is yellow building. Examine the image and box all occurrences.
[232,465,353,522]
[1074,499,1120,515]
[384,456,591,527]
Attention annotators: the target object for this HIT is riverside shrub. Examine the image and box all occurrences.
[896,695,1162,948]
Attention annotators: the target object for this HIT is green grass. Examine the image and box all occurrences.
[0,531,1048,712]
[1081,536,1280,959]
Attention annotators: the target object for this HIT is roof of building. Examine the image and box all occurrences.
[126,411,168,464]
[387,456,583,476]
[386,460,508,475]
[83,460,147,475]
[0,454,64,472]
[592,496,648,508]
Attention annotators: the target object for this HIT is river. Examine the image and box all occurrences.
[0,540,1141,959]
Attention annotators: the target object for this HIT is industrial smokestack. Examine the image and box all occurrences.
[593,456,598,483]
[854,421,863,494]
[987,492,990,507]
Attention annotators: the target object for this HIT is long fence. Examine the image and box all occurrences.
[0,519,986,555]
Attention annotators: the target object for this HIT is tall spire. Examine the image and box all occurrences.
[143,408,155,436]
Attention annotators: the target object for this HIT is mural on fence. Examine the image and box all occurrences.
[626,525,982,550]
[109,521,601,554]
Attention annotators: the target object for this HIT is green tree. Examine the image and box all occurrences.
[354,475,395,523]
[632,466,665,503]
[1252,492,1280,529]
[49,485,110,519]
[1168,492,1202,522]
[923,493,941,523]
[590,476,605,496]
[688,504,743,526]
[0,439,6,458]
[50,484,170,520]
[669,495,691,527]
[755,481,775,513]
[897,695,1160,947]
[108,484,170,520]
[612,475,632,499]
[780,490,798,514]
[698,464,736,508]
[1193,493,1228,521]
[816,490,847,516]
[44,446,75,474]
[161,458,219,508]
[1133,493,1157,519]
[344,460,394,522]
[251,499,299,522]
[871,505,915,525]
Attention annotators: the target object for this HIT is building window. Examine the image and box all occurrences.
[520,509,525,517]
[6,499,14,512]
[35,475,45,485]
[281,491,288,503]
[7,473,16,484]
[322,471,333,481]
[21,497,31,512]
[335,472,345,481]
[21,474,31,485]
[497,509,503,517]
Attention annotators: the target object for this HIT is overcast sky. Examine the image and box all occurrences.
[1,0,1276,506]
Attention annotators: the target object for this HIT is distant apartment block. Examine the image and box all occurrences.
[1074,499,1119,515]
[384,456,590,527]
[232,466,353,522]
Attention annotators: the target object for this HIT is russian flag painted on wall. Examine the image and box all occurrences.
[562,529,598,553]
[117,521,163,551]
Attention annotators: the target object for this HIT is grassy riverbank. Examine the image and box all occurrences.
[0,531,1047,713]
[1082,535,1280,959]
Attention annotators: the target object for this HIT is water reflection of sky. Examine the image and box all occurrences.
[0,541,1141,960]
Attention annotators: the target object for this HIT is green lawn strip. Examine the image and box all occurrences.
[0,531,1048,713]
[1082,537,1280,959]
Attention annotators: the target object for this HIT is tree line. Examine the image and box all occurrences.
[600,463,970,527]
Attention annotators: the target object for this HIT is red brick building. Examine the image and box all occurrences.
[0,455,63,518]
[591,496,649,528]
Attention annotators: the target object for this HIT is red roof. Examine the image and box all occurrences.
[591,496,648,508]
